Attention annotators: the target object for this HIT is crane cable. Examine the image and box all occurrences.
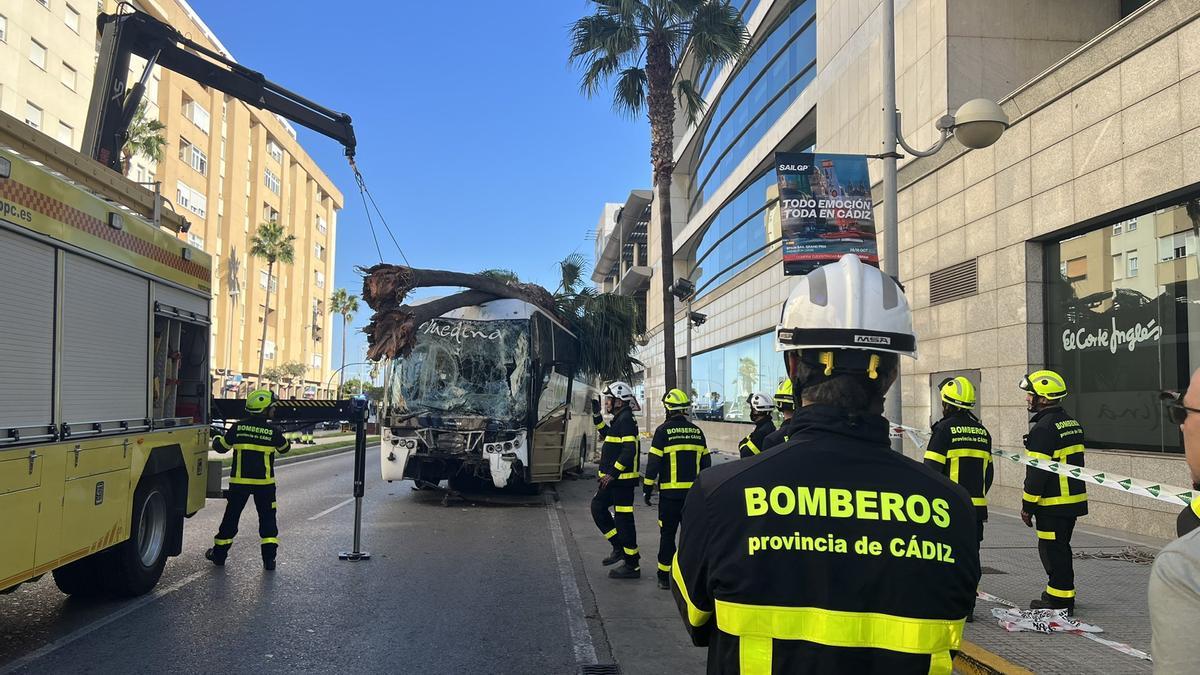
[348,157,411,266]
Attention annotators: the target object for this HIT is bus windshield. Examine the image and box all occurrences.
[385,317,531,422]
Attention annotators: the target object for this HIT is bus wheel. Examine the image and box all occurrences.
[51,555,105,597]
[104,475,172,597]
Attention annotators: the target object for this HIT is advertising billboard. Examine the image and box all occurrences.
[774,152,878,275]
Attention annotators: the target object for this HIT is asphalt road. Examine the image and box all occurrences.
[0,449,586,674]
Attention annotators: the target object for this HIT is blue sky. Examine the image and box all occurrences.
[189,0,649,374]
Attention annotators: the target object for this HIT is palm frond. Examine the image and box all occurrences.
[675,78,706,126]
[479,268,522,284]
[613,67,648,117]
[682,0,748,67]
[249,221,297,265]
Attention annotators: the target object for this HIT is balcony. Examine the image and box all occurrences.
[1156,255,1199,286]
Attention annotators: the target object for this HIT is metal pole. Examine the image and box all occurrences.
[338,407,371,561]
[685,297,693,396]
[882,0,903,451]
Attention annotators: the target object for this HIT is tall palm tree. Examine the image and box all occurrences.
[570,1,748,390]
[122,101,167,177]
[329,288,360,395]
[250,221,296,387]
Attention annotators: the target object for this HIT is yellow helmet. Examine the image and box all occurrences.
[774,378,795,411]
[246,388,276,414]
[1019,370,1067,400]
[939,376,976,409]
[662,388,692,411]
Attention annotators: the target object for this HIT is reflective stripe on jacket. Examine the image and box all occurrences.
[213,417,291,485]
[924,410,993,520]
[595,407,640,481]
[645,414,710,491]
[739,418,776,458]
[1021,406,1087,517]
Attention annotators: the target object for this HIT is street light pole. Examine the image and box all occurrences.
[881,0,903,451]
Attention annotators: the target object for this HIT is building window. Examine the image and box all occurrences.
[56,121,72,146]
[25,102,42,130]
[176,181,207,218]
[263,204,280,223]
[312,353,322,368]
[314,243,325,261]
[0,14,8,42]
[1127,218,1138,233]
[64,3,79,32]
[262,339,275,361]
[1044,197,1200,453]
[179,137,207,175]
[1112,222,1123,236]
[183,96,210,133]
[266,138,283,162]
[263,168,281,195]
[29,39,46,69]
[1111,253,1123,280]
[61,62,76,90]
[689,332,787,424]
[316,215,327,234]
[314,270,325,288]
[187,233,204,249]
[259,270,277,292]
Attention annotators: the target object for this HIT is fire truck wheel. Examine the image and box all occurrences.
[104,475,172,597]
[51,555,105,597]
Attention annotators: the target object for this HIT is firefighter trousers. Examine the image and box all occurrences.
[591,480,639,567]
[1035,514,1077,601]
[213,484,279,563]
[656,493,686,579]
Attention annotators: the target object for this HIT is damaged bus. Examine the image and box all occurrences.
[379,299,596,491]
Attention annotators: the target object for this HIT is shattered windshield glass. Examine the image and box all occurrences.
[386,318,531,421]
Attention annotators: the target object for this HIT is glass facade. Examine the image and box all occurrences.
[692,170,779,297]
[688,0,817,217]
[690,332,788,423]
[695,0,768,98]
[1045,198,1200,453]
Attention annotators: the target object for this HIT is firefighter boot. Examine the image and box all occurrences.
[608,563,641,579]
[657,571,670,590]
[602,543,623,566]
[1029,592,1074,614]
[204,548,226,567]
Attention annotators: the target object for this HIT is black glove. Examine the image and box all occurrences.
[591,398,601,415]
[643,488,654,506]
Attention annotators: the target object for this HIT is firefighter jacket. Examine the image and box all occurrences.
[924,409,994,522]
[213,416,291,486]
[1021,406,1087,518]
[1177,498,1200,537]
[761,416,798,452]
[739,418,776,458]
[672,405,980,674]
[595,406,640,483]
[645,414,710,494]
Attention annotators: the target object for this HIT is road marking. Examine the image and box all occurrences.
[544,494,598,665]
[0,568,208,674]
[308,498,355,521]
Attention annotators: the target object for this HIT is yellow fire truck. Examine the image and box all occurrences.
[0,7,354,597]
[0,111,213,597]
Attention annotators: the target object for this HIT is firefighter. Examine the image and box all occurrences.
[738,393,776,458]
[924,376,993,621]
[672,254,980,674]
[591,381,642,579]
[644,389,710,589]
[1019,369,1087,612]
[761,378,796,451]
[205,389,291,570]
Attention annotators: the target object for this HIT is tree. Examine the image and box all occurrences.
[122,101,167,177]
[359,256,641,381]
[569,1,748,390]
[329,288,360,395]
[250,221,296,387]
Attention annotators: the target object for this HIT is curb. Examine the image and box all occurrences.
[955,640,1034,675]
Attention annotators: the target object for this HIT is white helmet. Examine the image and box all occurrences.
[747,392,775,414]
[603,381,636,402]
[776,254,917,358]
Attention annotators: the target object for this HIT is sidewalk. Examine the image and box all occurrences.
[557,452,1162,675]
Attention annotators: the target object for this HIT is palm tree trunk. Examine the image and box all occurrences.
[359,265,557,315]
[364,289,494,361]
[647,39,678,391]
[257,260,274,388]
[339,313,348,397]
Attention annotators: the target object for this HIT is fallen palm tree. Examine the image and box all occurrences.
[358,257,641,380]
